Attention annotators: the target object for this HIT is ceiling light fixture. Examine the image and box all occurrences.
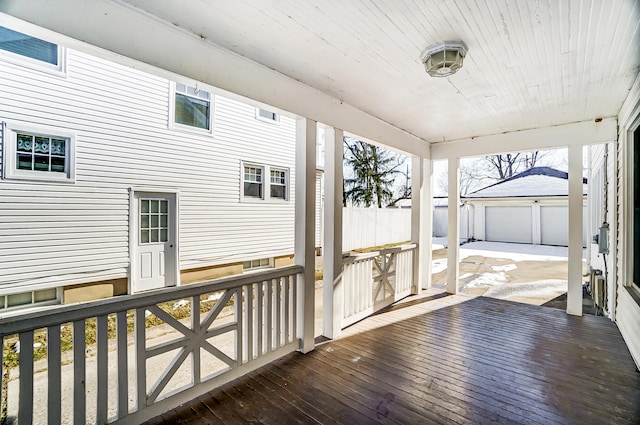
[420,40,468,77]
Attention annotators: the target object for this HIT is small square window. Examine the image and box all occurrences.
[2,123,75,182]
[256,108,280,123]
[172,82,212,132]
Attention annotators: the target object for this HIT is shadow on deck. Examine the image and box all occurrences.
[145,290,640,425]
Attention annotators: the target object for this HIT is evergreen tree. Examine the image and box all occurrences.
[343,137,402,207]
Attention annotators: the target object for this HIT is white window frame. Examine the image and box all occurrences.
[240,162,290,202]
[241,163,265,201]
[243,257,273,272]
[169,81,213,135]
[2,122,76,183]
[0,287,60,312]
[0,26,66,76]
[269,167,289,201]
[255,107,280,124]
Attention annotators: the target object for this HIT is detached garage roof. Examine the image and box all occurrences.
[466,167,588,199]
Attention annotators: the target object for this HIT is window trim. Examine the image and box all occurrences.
[243,257,273,272]
[240,162,290,203]
[0,26,66,76]
[255,107,280,124]
[169,81,214,135]
[269,167,289,201]
[2,122,76,183]
[241,163,265,201]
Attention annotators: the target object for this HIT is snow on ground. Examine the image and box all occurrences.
[459,241,573,262]
[483,280,567,301]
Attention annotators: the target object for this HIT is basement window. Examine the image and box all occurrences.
[243,258,272,271]
[0,288,59,310]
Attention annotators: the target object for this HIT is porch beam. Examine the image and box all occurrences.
[567,144,584,316]
[447,157,460,294]
[431,119,617,160]
[323,127,344,339]
[411,157,432,291]
[295,118,317,352]
[0,8,429,158]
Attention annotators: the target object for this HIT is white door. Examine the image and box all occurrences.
[132,192,178,292]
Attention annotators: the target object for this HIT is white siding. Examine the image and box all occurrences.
[615,74,640,366]
[0,49,296,294]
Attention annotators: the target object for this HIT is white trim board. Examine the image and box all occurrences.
[431,118,617,160]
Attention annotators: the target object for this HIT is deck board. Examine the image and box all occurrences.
[145,293,640,425]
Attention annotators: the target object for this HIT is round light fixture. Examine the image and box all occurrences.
[420,41,468,77]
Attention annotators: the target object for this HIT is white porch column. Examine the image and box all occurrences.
[412,156,432,291]
[567,144,584,316]
[295,117,317,352]
[447,157,460,294]
[322,127,344,339]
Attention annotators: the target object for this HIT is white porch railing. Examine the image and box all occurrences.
[0,265,302,425]
[341,244,416,329]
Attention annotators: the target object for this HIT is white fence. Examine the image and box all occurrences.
[341,244,415,328]
[0,266,302,425]
[342,208,412,251]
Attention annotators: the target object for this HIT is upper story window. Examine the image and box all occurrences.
[172,82,212,132]
[270,169,287,199]
[2,123,76,182]
[243,165,263,199]
[0,26,65,73]
[256,108,280,124]
[241,162,289,202]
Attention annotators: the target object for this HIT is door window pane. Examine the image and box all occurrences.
[140,198,170,245]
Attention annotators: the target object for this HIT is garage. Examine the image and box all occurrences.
[485,206,533,244]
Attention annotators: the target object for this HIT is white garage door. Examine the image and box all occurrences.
[540,206,568,246]
[485,206,532,244]
[541,205,588,246]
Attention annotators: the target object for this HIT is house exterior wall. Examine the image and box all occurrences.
[615,73,640,367]
[0,48,297,302]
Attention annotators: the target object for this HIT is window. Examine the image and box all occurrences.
[243,258,271,271]
[0,288,58,310]
[241,163,289,201]
[140,199,169,244]
[256,108,280,123]
[270,169,287,199]
[243,165,264,199]
[2,123,76,182]
[0,26,64,72]
[172,82,212,131]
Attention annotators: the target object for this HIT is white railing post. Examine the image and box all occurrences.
[323,127,344,339]
[295,117,317,353]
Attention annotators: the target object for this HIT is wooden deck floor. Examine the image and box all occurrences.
[145,291,640,425]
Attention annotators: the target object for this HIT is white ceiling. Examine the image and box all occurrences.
[120,0,640,143]
[1,0,639,149]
